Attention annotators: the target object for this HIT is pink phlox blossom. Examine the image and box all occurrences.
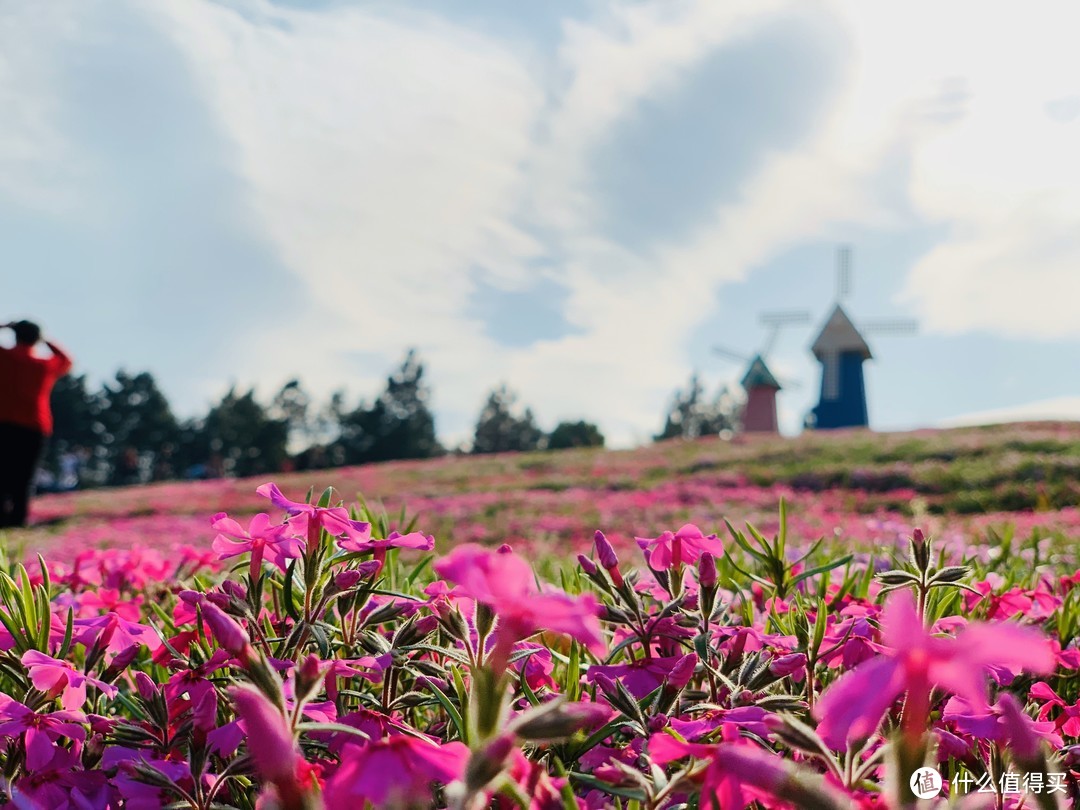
[256,483,371,544]
[337,529,434,554]
[322,735,469,810]
[587,656,687,700]
[434,543,605,662]
[1030,681,1080,737]
[103,747,196,810]
[319,708,423,756]
[73,611,161,659]
[669,705,771,741]
[941,695,1058,760]
[0,694,87,746]
[21,650,118,711]
[68,587,142,621]
[635,524,723,571]
[230,684,318,807]
[649,725,829,810]
[813,589,1055,750]
[1051,639,1080,670]
[13,739,109,810]
[501,749,570,809]
[164,649,231,715]
[818,616,887,670]
[211,512,304,580]
[512,643,557,692]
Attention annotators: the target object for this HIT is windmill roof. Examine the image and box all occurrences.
[741,354,781,390]
[811,305,872,360]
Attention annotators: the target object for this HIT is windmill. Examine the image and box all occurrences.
[713,311,809,434]
[807,246,918,430]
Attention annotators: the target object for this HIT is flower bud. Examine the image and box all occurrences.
[698,552,718,590]
[222,580,247,601]
[769,653,807,678]
[334,570,362,590]
[911,528,930,572]
[512,700,613,741]
[666,653,698,690]
[464,733,515,791]
[201,603,253,662]
[178,590,204,606]
[356,559,383,578]
[593,531,618,570]
[134,671,158,701]
[648,714,669,733]
[577,554,598,576]
[100,643,139,681]
[205,592,230,610]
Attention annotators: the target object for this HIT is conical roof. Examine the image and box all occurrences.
[741,354,781,390]
[811,305,872,360]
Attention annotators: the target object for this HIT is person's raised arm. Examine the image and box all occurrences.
[44,336,74,375]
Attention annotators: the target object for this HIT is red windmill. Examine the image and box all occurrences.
[713,311,809,435]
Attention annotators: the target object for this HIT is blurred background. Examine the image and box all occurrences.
[3,0,1079,485]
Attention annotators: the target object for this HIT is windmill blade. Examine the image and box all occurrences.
[758,310,811,356]
[837,245,852,301]
[860,318,918,335]
[759,310,812,327]
[712,346,750,363]
[777,376,802,390]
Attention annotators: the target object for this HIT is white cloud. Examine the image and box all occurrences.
[881,1,1080,339]
[939,397,1080,428]
[5,0,1077,449]
[0,5,88,213]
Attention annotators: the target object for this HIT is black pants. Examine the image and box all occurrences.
[0,423,44,528]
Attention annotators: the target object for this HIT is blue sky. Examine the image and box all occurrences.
[2,0,1079,446]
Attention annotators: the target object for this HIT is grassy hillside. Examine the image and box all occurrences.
[33,420,1080,520]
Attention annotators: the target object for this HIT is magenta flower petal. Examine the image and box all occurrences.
[813,655,905,749]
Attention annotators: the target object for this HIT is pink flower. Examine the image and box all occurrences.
[338,530,434,555]
[813,589,1055,749]
[230,684,317,808]
[649,725,845,810]
[943,694,1061,755]
[323,736,469,809]
[0,694,86,744]
[1030,680,1080,737]
[635,524,723,571]
[257,483,371,545]
[21,650,117,711]
[434,543,605,670]
[211,512,304,581]
[73,611,161,659]
[587,656,687,700]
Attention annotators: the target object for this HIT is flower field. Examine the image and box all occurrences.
[0,422,1079,808]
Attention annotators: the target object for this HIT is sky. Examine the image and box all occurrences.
[2,0,1079,448]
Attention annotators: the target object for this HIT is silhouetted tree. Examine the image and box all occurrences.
[654,374,738,441]
[271,379,312,451]
[472,385,543,454]
[333,350,443,464]
[100,371,180,484]
[547,420,605,450]
[188,387,289,478]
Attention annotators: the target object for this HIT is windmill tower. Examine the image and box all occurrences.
[714,311,808,434]
[808,246,917,430]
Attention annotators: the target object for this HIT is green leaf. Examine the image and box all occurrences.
[790,556,854,589]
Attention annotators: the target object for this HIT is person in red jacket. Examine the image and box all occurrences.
[0,320,73,528]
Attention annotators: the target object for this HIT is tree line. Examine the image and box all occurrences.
[42,350,737,488]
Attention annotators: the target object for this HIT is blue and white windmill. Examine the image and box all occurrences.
[807,247,917,430]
